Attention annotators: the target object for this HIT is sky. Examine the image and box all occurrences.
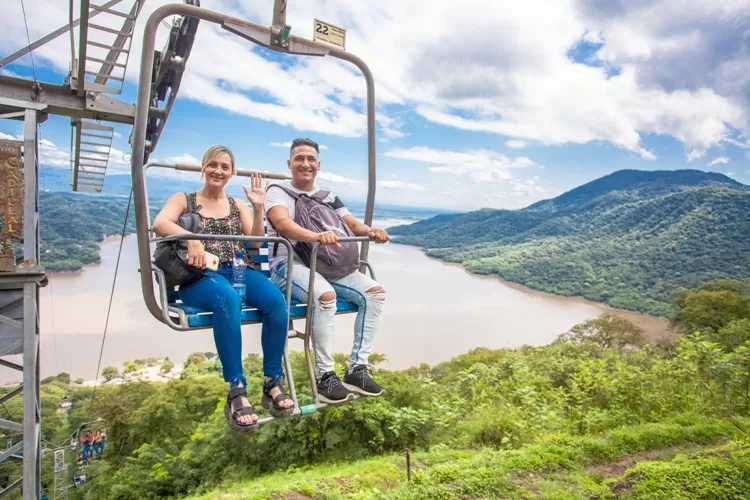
[1,0,749,211]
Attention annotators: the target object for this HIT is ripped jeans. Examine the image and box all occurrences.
[270,257,385,378]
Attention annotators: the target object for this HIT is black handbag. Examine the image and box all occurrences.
[153,192,206,288]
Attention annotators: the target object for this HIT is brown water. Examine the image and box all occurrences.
[10,229,671,384]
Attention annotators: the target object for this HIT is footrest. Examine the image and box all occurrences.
[168,296,358,329]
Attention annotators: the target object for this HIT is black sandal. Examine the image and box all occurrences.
[224,386,259,433]
[261,379,295,418]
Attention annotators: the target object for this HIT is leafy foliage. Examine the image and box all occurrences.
[1,279,748,499]
[389,170,750,315]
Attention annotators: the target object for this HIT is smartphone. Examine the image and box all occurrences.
[205,251,220,271]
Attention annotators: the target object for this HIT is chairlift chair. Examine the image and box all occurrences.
[130,2,381,427]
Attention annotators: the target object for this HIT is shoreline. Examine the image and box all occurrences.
[389,241,678,343]
[46,233,134,276]
[49,232,677,342]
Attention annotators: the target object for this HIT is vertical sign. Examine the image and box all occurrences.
[0,140,23,272]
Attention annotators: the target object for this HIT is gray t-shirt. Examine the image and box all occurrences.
[264,181,351,268]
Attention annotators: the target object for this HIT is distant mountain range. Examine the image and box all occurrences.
[39,167,458,221]
[389,170,750,316]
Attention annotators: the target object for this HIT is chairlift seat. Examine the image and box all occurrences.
[156,241,360,329]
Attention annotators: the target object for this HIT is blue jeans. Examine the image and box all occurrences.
[178,265,289,387]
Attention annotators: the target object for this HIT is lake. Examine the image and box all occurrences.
[4,219,671,384]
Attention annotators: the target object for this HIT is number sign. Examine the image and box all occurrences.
[313,18,346,49]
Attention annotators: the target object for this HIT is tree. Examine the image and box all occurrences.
[204,352,216,360]
[102,366,119,382]
[557,313,645,349]
[185,352,206,368]
[672,289,750,333]
[161,359,174,374]
[123,361,140,375]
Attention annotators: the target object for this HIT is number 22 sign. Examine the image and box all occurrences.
[313,18,346,49]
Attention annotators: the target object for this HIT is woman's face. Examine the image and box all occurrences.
[203,152,233,189]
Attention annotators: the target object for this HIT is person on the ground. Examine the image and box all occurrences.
[265,137,389,404]
[152,145,294,432]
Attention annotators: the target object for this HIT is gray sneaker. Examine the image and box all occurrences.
[342,365,385,397]
[317,371,354,404]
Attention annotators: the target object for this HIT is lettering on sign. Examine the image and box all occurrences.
[313,18,346,49]
[0,140,23,272]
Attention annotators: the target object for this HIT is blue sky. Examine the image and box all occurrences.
[1,0,749,211]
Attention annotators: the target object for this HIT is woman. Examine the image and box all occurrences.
[152,145,294,432]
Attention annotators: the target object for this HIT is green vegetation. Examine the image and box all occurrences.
[38,191,161,272]
[389,169,750,316]
[0,279,747,498]
[38,192,137,271]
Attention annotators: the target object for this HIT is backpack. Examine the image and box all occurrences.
[267,184,360,279]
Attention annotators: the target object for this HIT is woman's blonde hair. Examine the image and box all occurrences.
[200,145,236,178]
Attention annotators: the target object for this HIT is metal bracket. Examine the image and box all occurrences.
[223,21,329,57]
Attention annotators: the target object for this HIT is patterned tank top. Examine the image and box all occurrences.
[187,192,253,267]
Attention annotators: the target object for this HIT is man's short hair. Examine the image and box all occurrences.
[290,137,319,157]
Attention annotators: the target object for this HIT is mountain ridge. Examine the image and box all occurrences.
[389,169,750,315]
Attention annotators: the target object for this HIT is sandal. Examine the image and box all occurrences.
[260,379,295,418]
[224,386,259,433]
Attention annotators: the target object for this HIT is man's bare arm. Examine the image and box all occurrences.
[267,205,340,246]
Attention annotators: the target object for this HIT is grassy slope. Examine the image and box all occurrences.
[185,417,750,499]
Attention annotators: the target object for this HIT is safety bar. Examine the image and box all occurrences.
[130,3,377,326]
[145,160,292,180]
[304,236,375,403]
[142,160,292,234]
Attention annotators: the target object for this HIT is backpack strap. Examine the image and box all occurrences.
[310,190,331,201]
[266,183,301,199]
[185,192,202,214]
[265,184,299,257]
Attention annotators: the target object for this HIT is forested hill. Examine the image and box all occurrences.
[388,169,750,316]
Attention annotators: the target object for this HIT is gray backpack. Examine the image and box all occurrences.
[267,184,360,279]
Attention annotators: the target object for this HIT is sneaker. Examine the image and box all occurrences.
[342,365,385,397]
[317,371,354,404]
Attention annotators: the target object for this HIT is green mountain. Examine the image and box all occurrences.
[388,169,750,316]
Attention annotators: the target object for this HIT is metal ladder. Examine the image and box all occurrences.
[75,0,144,96]
[71,120,115,193]
[70,1,144,192]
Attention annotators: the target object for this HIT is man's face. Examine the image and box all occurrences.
[288,145,320,183]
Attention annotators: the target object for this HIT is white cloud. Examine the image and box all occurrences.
[512,176,546,196]
[726,172,736,177]
[0,132,16,141]
[386,146,540,183]
[708,156,729,166]
[316,171,362,185]
[270,141,327,150]
[164,153,200,165]
[506,139,528,149]
[3,0,748,161]
[377,180,426,192]
[687,149,706,162]
[39,138,70,167]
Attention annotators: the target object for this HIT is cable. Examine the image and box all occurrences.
[86,187,134,418]
[18,0,38,84]
[37,123,61,375]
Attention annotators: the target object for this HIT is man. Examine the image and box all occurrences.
[265,137,389,404]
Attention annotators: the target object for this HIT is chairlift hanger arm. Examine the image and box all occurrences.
[131,3,378,325]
